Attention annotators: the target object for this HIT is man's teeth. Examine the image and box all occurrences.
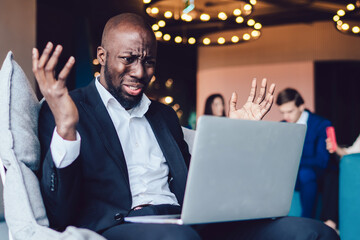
[129,86,140,90]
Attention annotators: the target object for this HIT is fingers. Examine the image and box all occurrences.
[38,42,54,69]
[229,92,238,113]
[32,48,42,83]
[58,56,75,85]
[255,78,267,104]
[247,78,257,103]
[44,44,63,81]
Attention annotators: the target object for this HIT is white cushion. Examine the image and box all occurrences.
[0,52,105,240]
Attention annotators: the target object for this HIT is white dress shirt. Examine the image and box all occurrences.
[296,110,309,125]
[345,134,360,154]
[50,77,179,208]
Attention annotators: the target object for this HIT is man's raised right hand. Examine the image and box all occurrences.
[32,42,78,140]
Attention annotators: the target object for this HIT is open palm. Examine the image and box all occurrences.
[229,78,276,120]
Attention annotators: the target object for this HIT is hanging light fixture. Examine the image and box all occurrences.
[144,0,262,46]
[332,1,360,36]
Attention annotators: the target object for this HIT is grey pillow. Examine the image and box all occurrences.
[0,51,105,240]
[0,51,49,238]
[0,51,40,171]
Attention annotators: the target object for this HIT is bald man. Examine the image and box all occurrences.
[33,13,338,240]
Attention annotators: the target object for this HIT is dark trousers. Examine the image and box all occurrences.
[101,204,339,240]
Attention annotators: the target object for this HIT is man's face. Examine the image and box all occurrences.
[98,26,157,109]
[278,101,304,123]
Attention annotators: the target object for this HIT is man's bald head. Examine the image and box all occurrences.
[101,13,155,49]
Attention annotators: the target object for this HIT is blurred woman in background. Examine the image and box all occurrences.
[204,94,226,117]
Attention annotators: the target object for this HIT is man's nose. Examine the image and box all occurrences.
[130,60,145,79]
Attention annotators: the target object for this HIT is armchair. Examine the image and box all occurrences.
[339,153,360,240]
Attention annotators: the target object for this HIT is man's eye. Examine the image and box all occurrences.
[122,57,136,63]
[145,59,156,66]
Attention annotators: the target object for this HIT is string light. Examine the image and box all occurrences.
[163,34,171,41]
[247,19,255,26]
[152,24,159,31]
[243,33,251,40]
[155,31,163,38]
[236,16,244,23]
[164,11,172,18]
[217,37,226,44]
[203,38,211,45]
[200,13,210,21]
[158,20,166,27]
[145,0,262,46]
[188,37,196,44]
[218,12,227,20]
[332,2,360,37]
[233,9,241,16]
[151,7,159,14]
[174,36,182,43]
[347,3,355,11]
[231,36,240,43]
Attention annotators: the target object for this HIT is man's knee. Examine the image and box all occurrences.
[102,223,201,240]
[275,217,339,240]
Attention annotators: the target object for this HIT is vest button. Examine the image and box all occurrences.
[114,213,124,222]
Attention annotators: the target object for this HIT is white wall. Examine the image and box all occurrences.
[197,21,360,121]
[0,0,36,90]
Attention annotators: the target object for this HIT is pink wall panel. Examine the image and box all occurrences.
[197,61,314,122]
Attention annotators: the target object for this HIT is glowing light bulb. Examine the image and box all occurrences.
[200,13,210,21]
[164,11,173,18]
[143,0,151,3]
[251,30,260,37]
[244,4,252,11]
[250,0,257,5]
[203,38,211,45]
[236,16,244,23]
[94,72,100,77]
[92,59,99,65]
[151,7,159,14]
[218,12,227,20]
[152,24,159,31]
[333,15,340,22]
[254,23,262,29]
[163,34,171,41]
[247,19,255,26]
[164,96,173,104]
[243,33,251,41]
[342,23,350,31]
[155,31,163,38]
[181,14,192,22]
[347,4,355,11]
[231,36,239,43]
[352,26,360,33]
[233,9,241,16]
[188,37,196,44]
[337,9,345,16]
[158,20,166,27]
[217,37,225,44]
[174,36,182,43]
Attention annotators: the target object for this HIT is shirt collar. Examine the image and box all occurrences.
[296,110,309,125]
[95,76,151,118]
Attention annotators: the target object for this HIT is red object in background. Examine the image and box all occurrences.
[326,126,338,152]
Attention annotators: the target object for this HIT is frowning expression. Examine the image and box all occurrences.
[98,26,157,109]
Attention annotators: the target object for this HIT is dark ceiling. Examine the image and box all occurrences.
[35,0,359,126]
[142,0,360,42]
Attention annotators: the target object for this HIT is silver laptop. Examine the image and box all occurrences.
[125,116,306,225]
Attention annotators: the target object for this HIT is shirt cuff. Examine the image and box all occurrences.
[50,127,81,168]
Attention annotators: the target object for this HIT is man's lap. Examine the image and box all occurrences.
[102,216,339,240]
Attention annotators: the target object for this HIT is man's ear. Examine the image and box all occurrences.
[299,104,305,112]
[97,46,106,66]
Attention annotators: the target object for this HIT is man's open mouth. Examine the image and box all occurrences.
[124,85,143,96]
